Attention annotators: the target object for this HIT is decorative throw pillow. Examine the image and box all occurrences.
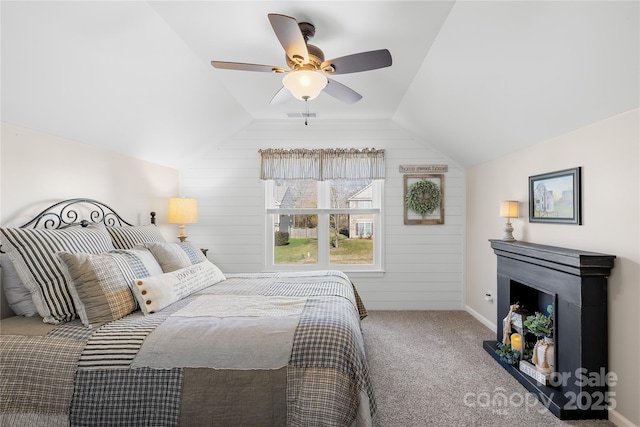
[0,226,116,324]
[57,248,163,328]
[142,241,207,273]
[0,253,38,316]
[132,260,226,314]
[107,225,166,250]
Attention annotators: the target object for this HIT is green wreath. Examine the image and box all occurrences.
[406,179,442,216]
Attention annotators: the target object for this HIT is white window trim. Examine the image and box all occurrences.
[264,180,384,273]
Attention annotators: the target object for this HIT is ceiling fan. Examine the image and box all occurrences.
[211,13,392,105]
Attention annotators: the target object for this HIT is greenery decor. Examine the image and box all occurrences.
[496,339,536,365]
[405,179,442,216]
[523,304,554,338]
[495,342,521,365]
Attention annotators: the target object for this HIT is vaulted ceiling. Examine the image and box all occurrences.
[2,1,638,169]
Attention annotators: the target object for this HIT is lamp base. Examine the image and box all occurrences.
[177,224,188,242]
[502,221,516,241]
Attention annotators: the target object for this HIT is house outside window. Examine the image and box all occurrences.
[348,184,374,238]
[265,179,383,272]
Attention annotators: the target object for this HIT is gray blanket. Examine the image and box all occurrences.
[132,315,300,369]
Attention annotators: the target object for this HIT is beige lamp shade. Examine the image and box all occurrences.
[168,197,197,242]
[168,197,198,224]
[500,201,519,219]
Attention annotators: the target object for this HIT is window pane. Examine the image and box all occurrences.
[273,179,317,209]
[329,214,374,265]
[274,214,318,265]
[329,179,373,208]
[266,179,381,271]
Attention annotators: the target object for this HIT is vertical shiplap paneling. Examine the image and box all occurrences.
[180,119,465,310]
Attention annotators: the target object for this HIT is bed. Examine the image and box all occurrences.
[0,199,376,427]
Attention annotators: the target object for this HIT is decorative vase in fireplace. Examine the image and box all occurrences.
[532,337,554,374]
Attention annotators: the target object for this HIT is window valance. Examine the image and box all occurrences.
[259,148,385,181]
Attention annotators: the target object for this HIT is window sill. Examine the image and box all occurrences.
[339,270,385,278]
[264,268,384,278]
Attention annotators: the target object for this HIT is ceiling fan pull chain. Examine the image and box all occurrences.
[304,97,309,126]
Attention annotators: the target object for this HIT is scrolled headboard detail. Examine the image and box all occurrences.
[0,198,158,255]
[17,198,134,230]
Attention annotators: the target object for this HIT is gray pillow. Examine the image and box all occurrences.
[1,253,38,316]
[142,241,206,273]
[58,247,163,328]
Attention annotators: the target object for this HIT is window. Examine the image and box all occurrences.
[356,221,372,237]
[260,148,384,272]
[265,179,382,271]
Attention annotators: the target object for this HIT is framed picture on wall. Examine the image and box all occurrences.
[529,167,582,224]
[404,174,444,225]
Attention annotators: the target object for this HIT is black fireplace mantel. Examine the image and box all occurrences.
[484,239,615,420]
[490,239,615,278]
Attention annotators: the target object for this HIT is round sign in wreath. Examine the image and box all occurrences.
[406,179,442,216]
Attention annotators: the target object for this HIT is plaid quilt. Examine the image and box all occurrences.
[1,271,375,427]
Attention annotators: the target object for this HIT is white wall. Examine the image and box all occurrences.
[466,109,639,427]
[0,122,179,317]
[179,119,466,310]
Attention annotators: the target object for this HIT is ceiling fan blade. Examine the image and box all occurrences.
[269,86,293,105]
[268,13,309,65]
[323,78,362,104]
[321,49,392,75]
[211,61,285,73]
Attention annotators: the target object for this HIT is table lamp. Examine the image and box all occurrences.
[168,197,198,242]
[500,200,519,241]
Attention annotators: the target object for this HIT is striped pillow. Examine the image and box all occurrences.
[0,226,116,324]
[142,241,207,273]
[107,225,166,249]
[58,248,163,328]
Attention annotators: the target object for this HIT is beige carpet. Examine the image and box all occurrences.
[361,311,615,427]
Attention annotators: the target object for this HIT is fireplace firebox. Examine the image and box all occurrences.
[484,240,615,420]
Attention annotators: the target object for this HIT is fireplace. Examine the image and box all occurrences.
[483,240,615,420]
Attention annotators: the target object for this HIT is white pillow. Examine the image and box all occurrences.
[132,260,226,314]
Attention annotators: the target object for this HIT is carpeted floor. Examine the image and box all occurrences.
[361,311,616,427]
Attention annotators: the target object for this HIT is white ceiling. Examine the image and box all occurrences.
[2,1,638,169]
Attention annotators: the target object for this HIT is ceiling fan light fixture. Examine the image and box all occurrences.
[211,13,391,105]
[282,70,328,101]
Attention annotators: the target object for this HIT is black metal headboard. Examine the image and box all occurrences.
[0,198,157,254]
[16,198,137,229]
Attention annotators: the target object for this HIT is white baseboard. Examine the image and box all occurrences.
[464,307,636,427]
[465,305,496,333]
[609,409,638,427]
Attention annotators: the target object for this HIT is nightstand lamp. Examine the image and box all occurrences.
[500,201,519,242]
[168,197,198,242]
